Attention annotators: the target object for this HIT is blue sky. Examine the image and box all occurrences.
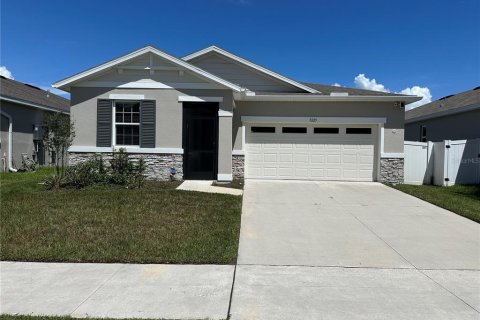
[1,0,479,109]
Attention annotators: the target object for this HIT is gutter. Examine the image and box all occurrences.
[238,94,421,103]
[0,96,70,115]
[0,111,17,172]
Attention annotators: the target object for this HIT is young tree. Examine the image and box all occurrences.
[43,112,75,180]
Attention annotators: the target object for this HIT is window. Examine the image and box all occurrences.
[115,102,140,145]
[420,125,427,142]
[282,127,307,134]
[314,127,339,134]
[251,126,275,133]
[346,128,372,134]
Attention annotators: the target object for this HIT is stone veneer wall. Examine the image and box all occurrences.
[232,155,245,179]
[380,158,404,184]
[69,152,183,181]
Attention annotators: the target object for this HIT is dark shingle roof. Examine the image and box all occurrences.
[0,76,70,112]
[405,87,480,121]
[302,82,407,96]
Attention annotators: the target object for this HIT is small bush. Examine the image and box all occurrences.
[44,149,146,190]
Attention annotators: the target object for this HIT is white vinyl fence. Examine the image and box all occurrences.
[404,138,480,186]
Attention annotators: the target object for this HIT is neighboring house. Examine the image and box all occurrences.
[405,87,480,142]
[0,76,70,172]
[53,45,420,183]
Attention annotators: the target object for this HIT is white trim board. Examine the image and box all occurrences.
[69,146,184,154]
[239,94,420,104]
[218,110,233,117]
[381,153,405,158]
[241,116,387,124]
[232,150,245,156]
[53,46,243,92]
[182,46,319,94]
[178,96,224,102]
[75,81,224,90]
[217,173,233,181]
[109,94,145,100]
[0,96,70,114]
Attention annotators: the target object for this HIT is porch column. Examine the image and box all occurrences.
[218,110,233,181]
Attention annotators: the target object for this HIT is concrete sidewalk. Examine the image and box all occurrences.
[0,262,234,320]
[177,180,243,196]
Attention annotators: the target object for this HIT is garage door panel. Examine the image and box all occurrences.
[245,124,376,181]
[279,153,293,163]
[311,154,325,164]
[263,153,277,162]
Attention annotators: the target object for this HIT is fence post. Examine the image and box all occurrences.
[426,141,434,184]
[444,140,451,186]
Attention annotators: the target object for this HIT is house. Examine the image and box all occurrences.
[0,76,70,172]
[405,87,480,142]
[53,45,420,183]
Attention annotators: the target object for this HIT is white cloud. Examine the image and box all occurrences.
[332,83,342,87]
[354,74,389,93]
[400,86,432,110]
[353,73,431,110]
[0,66,14,79]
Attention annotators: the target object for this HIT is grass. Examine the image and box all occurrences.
[0,168,242,264]
[392,184,480,223]
[212,179,244,190]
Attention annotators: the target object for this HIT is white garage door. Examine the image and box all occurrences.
[245,124,377,181]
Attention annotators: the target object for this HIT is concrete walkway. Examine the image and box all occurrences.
[177,180,243,196]
[230,180,480,320]
[1,262,234,320]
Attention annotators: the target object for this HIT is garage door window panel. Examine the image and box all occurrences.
[251,126,275,133]
[282,127,307,134]
[314,127,339,134]
[346,128,372,134]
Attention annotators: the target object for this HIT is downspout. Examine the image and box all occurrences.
[0,111,17,172]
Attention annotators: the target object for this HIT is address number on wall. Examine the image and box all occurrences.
[309,118,318,122]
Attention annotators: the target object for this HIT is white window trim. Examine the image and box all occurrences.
[112,101,141,148]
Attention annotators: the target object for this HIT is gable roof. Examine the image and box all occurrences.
[53,46,243,92]
[405,87,480,122]
[0,76,70,113]
[183,46,320,94]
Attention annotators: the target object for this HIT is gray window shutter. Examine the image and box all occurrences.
[96,99,112,147]
[140,100,156,148]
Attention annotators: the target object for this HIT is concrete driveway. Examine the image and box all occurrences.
[231,180,480,320]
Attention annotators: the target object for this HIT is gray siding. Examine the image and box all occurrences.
[0,100,51,169]
[405,109,480,142]
[233,101,405,153]
[70,87,234,176]
[71,87,234,149]
[188,52,302,92]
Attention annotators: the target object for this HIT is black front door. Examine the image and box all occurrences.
[183,103,218,180]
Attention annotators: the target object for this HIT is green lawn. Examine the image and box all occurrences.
[392,184,480,223]
[0,168,242,264]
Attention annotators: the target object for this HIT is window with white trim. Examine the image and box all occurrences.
[115,102,140,145]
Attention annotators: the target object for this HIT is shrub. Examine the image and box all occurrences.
[44,149,146,190]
